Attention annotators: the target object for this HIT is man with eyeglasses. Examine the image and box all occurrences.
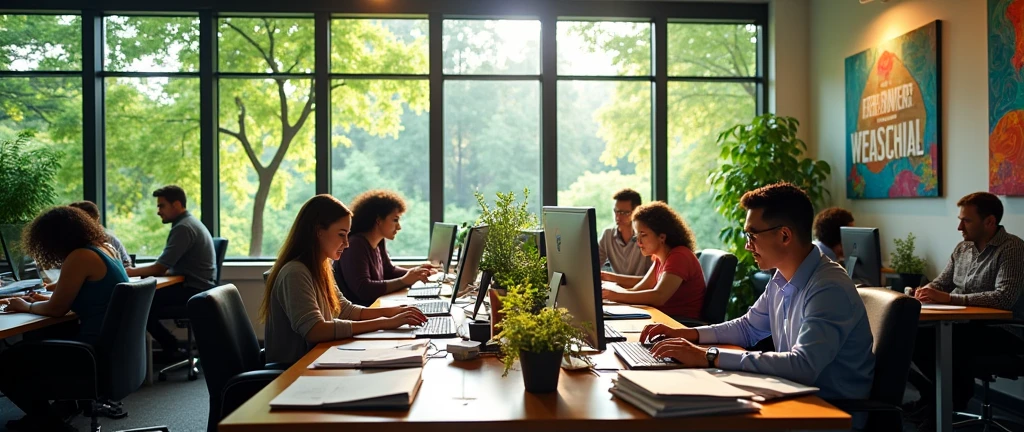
[598,189,652,284]
[640,183,875,426]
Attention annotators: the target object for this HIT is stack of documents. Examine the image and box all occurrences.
[603,305,652,320]
[270,368,424,410]
[310,340,429,369]
[709,370,819,401]
[611,369,762,418]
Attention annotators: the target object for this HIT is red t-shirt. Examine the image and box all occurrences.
[652,246,706,319]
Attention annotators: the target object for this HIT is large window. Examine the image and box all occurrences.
[0,15,83,204]
[103,16,201,256]
[331,19,429,258]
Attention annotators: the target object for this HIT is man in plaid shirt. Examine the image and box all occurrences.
[906,192,1024,427]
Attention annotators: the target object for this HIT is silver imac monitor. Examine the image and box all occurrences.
[453,225,488,300]
[427,222,458,275]
[841,226,882,287]
[542,206,606,351]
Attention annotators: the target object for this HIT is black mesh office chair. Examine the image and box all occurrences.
[828,287,921,431]
[189,284,284,432]
[158,236,228,381]
[0,278,156,432]
[676,249,736,327]
[953,320,1024,431]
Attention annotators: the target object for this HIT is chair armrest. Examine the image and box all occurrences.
[220,370,284,420]
[826,398,901,413]
[264,362,292,370]
[0,340,98,401]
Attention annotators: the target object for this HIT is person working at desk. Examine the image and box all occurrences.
[601,201,705,321]
[640,183,875,403]
[68,200,132,267]
[262,195,427,365]
[598,188,652,279]
[812,207,854,263]
[334,189,434,307]
[0,206,129,431]
[126,185,215,362]
[905,192,1024,424]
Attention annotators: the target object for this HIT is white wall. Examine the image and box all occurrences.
[808,0,1024,398]
[770,0,811,141]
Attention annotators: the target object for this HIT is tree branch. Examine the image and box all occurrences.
[264,18,279,73]
[220,96,264,174]
[225,21,275,70]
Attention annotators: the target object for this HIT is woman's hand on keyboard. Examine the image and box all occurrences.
[401,267,432,285]
[386,309,428,328]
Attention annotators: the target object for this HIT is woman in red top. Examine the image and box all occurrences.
[601,201,706,320]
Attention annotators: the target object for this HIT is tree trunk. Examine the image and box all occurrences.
[249,172,273,257]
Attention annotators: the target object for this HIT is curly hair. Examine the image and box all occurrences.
[22,206,108,268]
[349,189,407,235]
[813,207,854,248]
[740,182,814,244]
[631,201,697,251]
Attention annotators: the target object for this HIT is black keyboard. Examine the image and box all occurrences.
[610,342,682,369]
[413,316,457,338]
[408,286,442,298]
[604,325,626,342]
[414,300,451,316]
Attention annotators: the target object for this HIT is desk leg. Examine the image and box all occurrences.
[935,321,952,432]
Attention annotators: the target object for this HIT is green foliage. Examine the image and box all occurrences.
[474,189,547,292]
[891,232,926,275]
[0,131,62,224]
[494,281,592,376]
[708,114,831,318]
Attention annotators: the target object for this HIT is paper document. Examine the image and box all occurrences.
[270,368,423,410]
[709,370,818,400]
[618,369,756,399]
[603,305,652,320]
[921,304,967,310]
[310,340,429,369]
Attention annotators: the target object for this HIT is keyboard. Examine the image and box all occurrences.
[414,300,451,317]
[604,325,626,342]
[610,342,683,370]
[413,316,457,338]
[0,279,42,297]
[408,286,442,298]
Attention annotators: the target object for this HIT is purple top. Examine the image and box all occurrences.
[334,233,408,306]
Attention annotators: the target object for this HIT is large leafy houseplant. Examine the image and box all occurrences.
[474,189,548,294]
[0,131,63,279]
[709,114,831,318]
[890,232,926,292]
[494,281,591,393]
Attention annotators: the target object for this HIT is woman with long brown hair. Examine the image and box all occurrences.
[261,194,427,365]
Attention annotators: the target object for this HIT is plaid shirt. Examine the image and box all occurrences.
[927,226,1024,318]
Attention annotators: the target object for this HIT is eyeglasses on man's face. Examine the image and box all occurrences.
[613,209,632,217]
[743,225,784,244]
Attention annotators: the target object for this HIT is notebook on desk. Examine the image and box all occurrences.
[270,368,423,410]
[310,340,429,369]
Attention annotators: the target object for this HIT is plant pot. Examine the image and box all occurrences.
[898,273,923,293]
[0,223,30,280]
[519,348,562,393]
[488,288,504,338]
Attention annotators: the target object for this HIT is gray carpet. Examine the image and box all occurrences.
[0,367,208,432]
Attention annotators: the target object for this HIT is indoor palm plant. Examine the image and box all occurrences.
[709,114,831,318]
[493,281,591,393]
[0,131,63,279]
[890,232,926,293]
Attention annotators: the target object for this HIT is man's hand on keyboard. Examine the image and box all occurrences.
[649,337,707,367]
[640,323,697,344]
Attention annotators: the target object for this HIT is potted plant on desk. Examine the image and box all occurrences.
[890,232,926,294]
[0,131,63,280]
[494,281,591,393]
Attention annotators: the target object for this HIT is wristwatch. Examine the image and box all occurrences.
[706,346,719,368]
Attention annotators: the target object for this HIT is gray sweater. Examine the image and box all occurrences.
[264,260,366,365]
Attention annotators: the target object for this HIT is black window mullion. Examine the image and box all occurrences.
[653,17,668,203]
[82,10,105,222]
[757,23,767,114]
[428,13,443,224]
[200,9,219,235]
[540,13,557,207]
[315,12,331,195]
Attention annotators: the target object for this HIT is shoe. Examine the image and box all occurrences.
[83,399,128,420]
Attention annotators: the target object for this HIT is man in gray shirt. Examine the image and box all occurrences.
[598,188,652,280]
[128,185,216,360]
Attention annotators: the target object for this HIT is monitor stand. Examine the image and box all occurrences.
[546,271,565,309]
[845,255,858,279]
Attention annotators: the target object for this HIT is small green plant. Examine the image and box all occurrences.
[475,188,547,293]
[0,131,63,224]
[493,281,592,376]
[891,232,926,275]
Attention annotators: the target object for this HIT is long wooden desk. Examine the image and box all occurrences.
[220,289,851,431]
[0,275,184,340]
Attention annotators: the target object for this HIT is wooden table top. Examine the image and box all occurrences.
[919,305,1013,321]
[219,289,851,431]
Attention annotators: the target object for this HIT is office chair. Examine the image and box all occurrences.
[675,249,736,327]
[188,284,285,432]
[953,320,1024,432]
[158,236,228,381]
[0,279,156,432]
[827,287,921,432]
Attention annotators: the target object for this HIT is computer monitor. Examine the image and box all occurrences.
[453,225,488,302]
[841,226,882,287]
[518,229,546,257]
[426,222,458,275]
[542,206,606,351]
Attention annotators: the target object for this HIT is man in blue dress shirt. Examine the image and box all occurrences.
[641,182,875,403]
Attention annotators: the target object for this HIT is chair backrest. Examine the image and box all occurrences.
[188,284,264,432]
[94,278,157,401]
[212,237,229,285]
[696,249,737,324]
[857,287,921,406]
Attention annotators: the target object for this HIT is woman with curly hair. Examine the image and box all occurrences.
[0,206,129,431]
[601,201,706,320]
[334,190,434,306]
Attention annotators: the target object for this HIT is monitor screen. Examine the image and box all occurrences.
[840,226,882,287]
[518,229,546,257]
[542,206,605,351]
[426,222,458,275]
[452,225,488,309]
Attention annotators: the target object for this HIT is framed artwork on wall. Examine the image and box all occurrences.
[989,0,1024,196]
[845,21,941,199]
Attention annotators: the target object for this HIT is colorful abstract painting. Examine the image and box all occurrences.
[990,0,1024,196]
[845,21,941,199]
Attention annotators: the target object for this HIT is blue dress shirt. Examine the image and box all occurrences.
[813,240,838,262]
[695,247,875,400]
